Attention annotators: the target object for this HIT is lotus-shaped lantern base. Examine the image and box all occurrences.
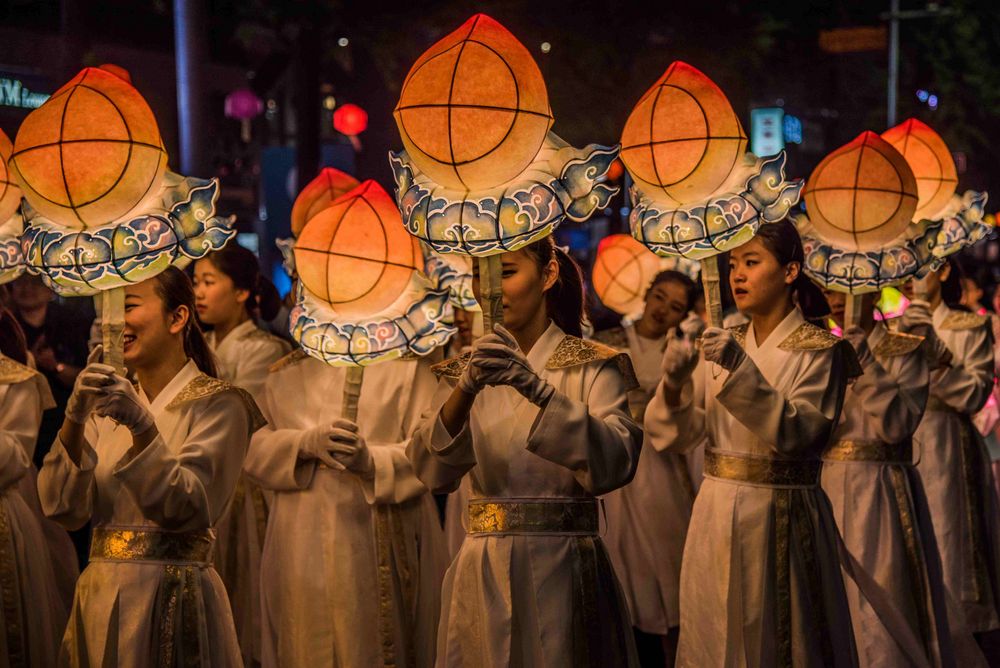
[0,214,24,285]
[930,190,991,259]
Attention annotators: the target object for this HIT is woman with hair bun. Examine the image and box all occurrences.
[408,234,643,666]
[645,220,859,666]
[193,243,290,667]
[39,266,263,667]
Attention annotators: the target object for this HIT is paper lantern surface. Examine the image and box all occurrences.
[0,129,22,224]
[294,180,422,318]
[394,13,553,191]
[802,131,917,252]
[621,61,748,207]
[882,118,958,221]
[290,167,360,237]
[592,234,662,315]
[11,66,167,229]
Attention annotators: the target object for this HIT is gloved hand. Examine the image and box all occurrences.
[94,374,156,435]
[297,424,346,470]
[458,330,507,396]
[899,300,933,335]
[843,326,875,367]
[701,327,747,372]
[679,312,706,342]
[472,325,555,406]
[327,418,374,477]
[661,334,699,390]
[66,346,116,425]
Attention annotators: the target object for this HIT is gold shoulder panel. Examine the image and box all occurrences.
[729,323,749,347]
[778,322,840,351]
[546,336,639,391]
[166,374,267,432]
[431,352,470,381]
[592,327,629,352]
[873,331,924,358]
[940,310,989,331]
[268,349,309,373]
[0,356,38,385]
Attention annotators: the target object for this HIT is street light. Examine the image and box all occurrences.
[882,1,954,126]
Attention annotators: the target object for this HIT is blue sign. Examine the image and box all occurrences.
[750,108,784,157]
[783,114,803,144]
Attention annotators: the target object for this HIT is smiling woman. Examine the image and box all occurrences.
[38,267,264,667]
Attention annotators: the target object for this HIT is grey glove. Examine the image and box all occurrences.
[701,327,747,372]
[473,325,555,406]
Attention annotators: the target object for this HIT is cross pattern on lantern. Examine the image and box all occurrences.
[592,234,663,315]
[394,13,554,191]
[10,67,167,229]
[290,167,360,237]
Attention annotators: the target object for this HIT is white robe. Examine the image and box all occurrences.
[207,318,290,666]
[821,323,957,666]
[38,360,261,668]
[0,357,66,667]
[408,322,643,667]
[245,351,447,668]
[645,307,858,667]
[914,303,1000,633]
[597,324,696,634]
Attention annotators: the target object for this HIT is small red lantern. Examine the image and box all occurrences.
[333,103,368,137]
[225,88,263,142]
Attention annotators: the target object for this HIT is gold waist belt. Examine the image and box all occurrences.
[824,439,913,464]
[705,450,820,487]
[927,396,954,413]
[467,498,598,535]
[90,527,214,565]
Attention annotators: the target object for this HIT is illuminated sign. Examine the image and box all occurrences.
[0,77,49,109]
[750,107,784,157]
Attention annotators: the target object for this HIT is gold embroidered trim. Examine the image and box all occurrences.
[890,467,933,656]
[268,348,309,373]
[774,489,791,668]
[958,419,992,606]
[90,527,215,564]
[823,439,913,464]
[730,323,749,347]
[778,321,840,351]
[467,498,599,535]
[0,502,26,667]
[941,310,989,331]
[156,563,205,668]
[166,374,266,432]
[873,331,924,358]
[373,505,418,668]
[705,450,820,487]
[0,355,37,386]
[430,352,470,381]
[592,327,629,352]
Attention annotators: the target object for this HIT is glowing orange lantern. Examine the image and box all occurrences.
[290,167,360,237]
[10,65,168,229]
[393,13,553,191]
[592,234,663,315]
[0,129,22,224]
[621,61,748,207]
[802,131,918,252]
[882,118,958,221]
[294,180,422,318]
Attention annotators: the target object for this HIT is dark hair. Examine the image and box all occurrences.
[520,236,586,338]
[204,243,281,321]
[648,270,697,311]
[753,220,829,321]
[940,258,964,310]
[151,266,218,377]
[0,307,28,365]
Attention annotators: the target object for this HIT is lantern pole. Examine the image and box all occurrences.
[101,287,126,374]
[342,365,364,422]
[844,293,864,329]
[699,257,724,328]
[479,255,504,332]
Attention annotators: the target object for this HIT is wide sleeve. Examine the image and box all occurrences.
[715,344,848,456]
[38,423,100,531]
[0,382,40,489]
[855,348,929,444]
[406,380,478,495]
[112,391,254,531]
[643,363,707,454]
[932,325,995,415]
[360,360,437,505]
[244,371,320,492]
[525,359,642,495]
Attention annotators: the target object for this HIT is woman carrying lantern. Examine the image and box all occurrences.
[245,180,450,668]
[900,262,1000,660]
[38,267,262,666]
[407,234,643,666]
[193,242,290,667]
[644,221,859,667]
[0,307,66,666]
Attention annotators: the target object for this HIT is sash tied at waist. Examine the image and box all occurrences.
[467,498,598,536]
[823,439,913,465]
[90,527,215,565]
[705,449,821,488]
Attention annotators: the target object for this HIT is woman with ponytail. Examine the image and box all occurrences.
[407,235,643,666]
[39,266,264,666]
[194,244,289,666]
[645,220,859,666]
